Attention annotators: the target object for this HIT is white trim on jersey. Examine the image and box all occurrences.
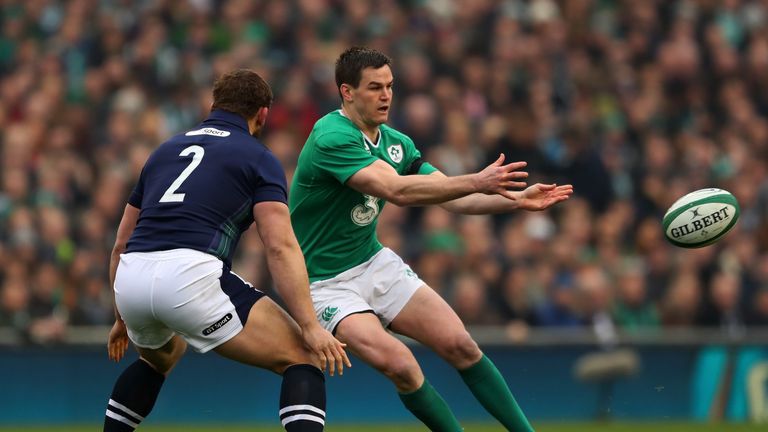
[337,108,381,147]
[281,413,326,426]
[105,410,139,428]
[279,404,326,417]
[108,399,145,421]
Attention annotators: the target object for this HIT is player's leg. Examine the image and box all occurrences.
[335,313,463,432]
[104,253,187,432]
[214,296,326,432]
[390,285,534,432]
[103,336,187,432]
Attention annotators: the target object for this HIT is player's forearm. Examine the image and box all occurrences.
[109,247,124,321]
[441,192,522,214]
[265,244,318,329]
[109,244,125,320]
[389,173,481,206]
[110,204,140,322]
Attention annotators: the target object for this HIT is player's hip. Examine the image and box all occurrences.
[115,249,264,353]
[309,247,425,331]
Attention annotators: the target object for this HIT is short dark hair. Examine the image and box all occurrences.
[335,47,392,95]
[211,69,273,119]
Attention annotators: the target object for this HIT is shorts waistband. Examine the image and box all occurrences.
[122,248,217,262]
[313,247,389,284]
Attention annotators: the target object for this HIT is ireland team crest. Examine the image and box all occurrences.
[387,143,403,163]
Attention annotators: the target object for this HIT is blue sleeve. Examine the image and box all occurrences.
[253,151,288,204]
[127,166,146,208]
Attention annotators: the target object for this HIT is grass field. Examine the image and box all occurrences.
[1,423,765,431]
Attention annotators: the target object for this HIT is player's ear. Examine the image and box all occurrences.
[340,84,354,103]
[256,106,269,126]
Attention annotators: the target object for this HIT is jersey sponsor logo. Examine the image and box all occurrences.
[185,127,231,137]
[321,306,340,322]
[202,313,232,335]
[405,268,417,278]
[387,143,403,164]
[351,194,380,226]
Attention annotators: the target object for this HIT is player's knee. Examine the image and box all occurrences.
[380,353,421,391]
[437,331,481,368]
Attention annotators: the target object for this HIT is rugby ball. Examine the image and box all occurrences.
[662,188,739,248]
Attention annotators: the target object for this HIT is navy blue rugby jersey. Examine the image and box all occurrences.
[125,109,287,268]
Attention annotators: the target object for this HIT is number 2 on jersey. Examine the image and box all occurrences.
[159,145,205,203]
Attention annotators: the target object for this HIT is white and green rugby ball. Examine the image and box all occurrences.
[662,188,740,248]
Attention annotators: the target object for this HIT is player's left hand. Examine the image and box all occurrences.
[107,319,130,362]
[301,324,352,377]
[517,183,574,211]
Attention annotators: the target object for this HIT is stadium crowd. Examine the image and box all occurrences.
[1,0,768,344]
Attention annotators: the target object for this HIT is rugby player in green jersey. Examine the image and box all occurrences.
[289,47,573,431]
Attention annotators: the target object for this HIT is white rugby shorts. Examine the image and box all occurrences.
[311,248,425,333]
[114,248,264,353]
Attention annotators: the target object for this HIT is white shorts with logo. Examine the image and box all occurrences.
[311,248,425,333]
[114,248,265,353]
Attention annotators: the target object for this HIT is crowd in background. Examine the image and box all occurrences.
[1,0,768,344]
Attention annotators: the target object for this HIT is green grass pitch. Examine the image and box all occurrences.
[1,423,766,431]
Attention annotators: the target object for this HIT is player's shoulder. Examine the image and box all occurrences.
[311,111,360,147]
[380,123,415,147]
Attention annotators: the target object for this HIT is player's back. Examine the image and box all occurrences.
[126,110,287,268]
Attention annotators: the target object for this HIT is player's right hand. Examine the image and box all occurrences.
[476,154,528,200]
[107,319,129,362]
[301,324,352,377]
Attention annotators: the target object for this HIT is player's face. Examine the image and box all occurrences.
[352,66,393,126]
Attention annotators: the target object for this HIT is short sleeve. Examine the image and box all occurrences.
[401,135,438,176]
[314,133,379,184]
[253,151,288,204]
[417,161,438,175]
[127,167,146,208]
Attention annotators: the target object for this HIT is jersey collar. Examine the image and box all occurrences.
[337,109,380,148]
[204,109,249,133]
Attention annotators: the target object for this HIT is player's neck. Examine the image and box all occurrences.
[340,105,380,143]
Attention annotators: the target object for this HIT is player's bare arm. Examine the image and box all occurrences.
[438,171,575,214]
[107,203,140,362]
[346,153,528,206]
[253,201,351,376]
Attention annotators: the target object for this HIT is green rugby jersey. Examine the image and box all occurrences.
[289,110,437,282]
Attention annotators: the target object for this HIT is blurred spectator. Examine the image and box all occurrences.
[660,270,704,327]
[611,259,660,332]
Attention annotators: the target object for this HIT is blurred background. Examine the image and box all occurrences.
[1,0,768,429]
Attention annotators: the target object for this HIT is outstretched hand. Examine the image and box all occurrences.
[107,319,130,362]
[302,324,352,377]
[476,154,528,200]
[517,183,574,211]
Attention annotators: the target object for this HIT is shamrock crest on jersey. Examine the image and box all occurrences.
[387,143,403,163]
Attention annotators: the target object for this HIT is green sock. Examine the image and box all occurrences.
[398,379,463,432]
[459,355,534,432]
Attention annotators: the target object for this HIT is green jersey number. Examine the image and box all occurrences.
[351,194,380,226]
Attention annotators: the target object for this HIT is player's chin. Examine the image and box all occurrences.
[375,109,389,123]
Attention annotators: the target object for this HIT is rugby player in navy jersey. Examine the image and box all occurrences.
[102,69,349,432]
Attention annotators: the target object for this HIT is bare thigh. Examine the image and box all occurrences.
[335,312,423,393]
[213,297,316,374]
[390,285,482,369]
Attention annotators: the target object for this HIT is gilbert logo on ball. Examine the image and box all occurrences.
[662,188,740,248]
